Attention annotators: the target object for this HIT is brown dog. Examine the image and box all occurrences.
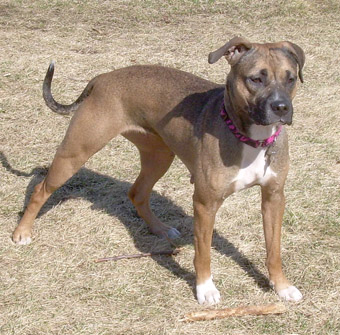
[13,37,305,304]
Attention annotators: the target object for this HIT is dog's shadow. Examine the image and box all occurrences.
[1,151,270,294]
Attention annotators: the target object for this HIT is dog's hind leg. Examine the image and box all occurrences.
[13,99,126,245]
[125,131,180,239]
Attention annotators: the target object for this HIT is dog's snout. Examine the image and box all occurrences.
[271,100,290,116]
[252,92,293,125]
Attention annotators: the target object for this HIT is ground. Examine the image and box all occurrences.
[0,1,339,334]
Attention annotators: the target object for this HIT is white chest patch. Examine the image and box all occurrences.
[232,125,278,192]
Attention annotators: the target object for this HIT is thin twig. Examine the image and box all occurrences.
[95,248,181,263]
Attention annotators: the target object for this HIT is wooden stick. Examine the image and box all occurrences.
[95,248,181,263]
[181,303,286,322]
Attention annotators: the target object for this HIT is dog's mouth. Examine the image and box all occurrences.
[248,107,271,125]
[248,103,293,126]
[250,113,292,126]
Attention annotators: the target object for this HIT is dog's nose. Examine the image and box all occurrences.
[271,100,290,116]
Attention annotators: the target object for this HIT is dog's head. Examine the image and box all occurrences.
[209,37,305,126]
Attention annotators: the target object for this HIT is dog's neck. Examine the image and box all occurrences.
[248,124,278,140]
[222,99,281,148]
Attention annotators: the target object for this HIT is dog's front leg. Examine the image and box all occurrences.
[261,184,302,302]
[193,191,223,305]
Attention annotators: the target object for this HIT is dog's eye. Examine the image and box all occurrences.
[249,77,263,84]
[288,77,296,84]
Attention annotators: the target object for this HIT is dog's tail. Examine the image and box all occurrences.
[43,61,94,115]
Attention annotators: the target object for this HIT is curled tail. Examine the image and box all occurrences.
[43,61,93,115]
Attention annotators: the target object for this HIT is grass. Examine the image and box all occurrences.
[1,0,340,334]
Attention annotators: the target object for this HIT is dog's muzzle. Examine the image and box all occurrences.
[250,91,293,126]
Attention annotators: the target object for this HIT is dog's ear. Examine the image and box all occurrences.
[282,41,305,83]
[208,37,252,66]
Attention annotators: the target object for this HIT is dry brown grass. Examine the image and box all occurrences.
[1,1,339,334]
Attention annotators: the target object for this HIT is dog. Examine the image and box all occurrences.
[12,37,305,305]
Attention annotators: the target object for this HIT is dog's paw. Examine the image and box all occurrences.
[277,286,302,302]
[12,228,32,245]
[166,227,181,239]
[196,277,221,305]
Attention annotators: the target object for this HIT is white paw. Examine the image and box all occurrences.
[15,236,32,245]
[166,227,181,239]
[13,230,32,245]
[278,286,303,302]
[196,277,221,305]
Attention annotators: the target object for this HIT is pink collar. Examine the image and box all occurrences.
[220,103,282,148]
